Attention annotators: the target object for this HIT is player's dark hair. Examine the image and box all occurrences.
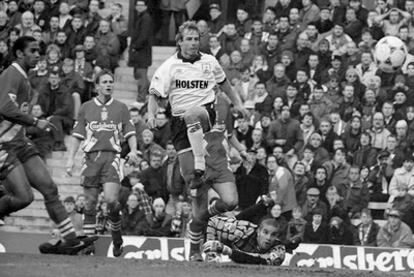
[12,36,36,57]
[259,218,282,231]
[129,107,140,113]
[95,69,114,84]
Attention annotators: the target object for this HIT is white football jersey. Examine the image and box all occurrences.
[149,52,226,116]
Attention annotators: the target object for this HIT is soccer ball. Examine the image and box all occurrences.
[374,36,408,73]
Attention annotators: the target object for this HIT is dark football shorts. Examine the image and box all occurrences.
[171,102,216,153]
[81,151,121,188]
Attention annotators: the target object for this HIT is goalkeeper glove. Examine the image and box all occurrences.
[203,240,232,255]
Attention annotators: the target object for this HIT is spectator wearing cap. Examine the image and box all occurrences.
[63,196,83,236]
[95,19,120,72]
[302,187,328,221]
[42,70,74,151]
[235,148,269,210]
[388,153,414,203]
[324,23,353,56]
[312,6,333,34]
[377,208,414,248]
[303,207,329,243]
[129,0,153,103]
[353,209,380,246]
[235,5,252,37]
[267,104,303,158]
[207,3,225,35]
[137,197,173,237]
[389,186,414,231]
[66,14,87,52]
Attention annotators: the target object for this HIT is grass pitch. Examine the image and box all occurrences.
[0,253,412,277]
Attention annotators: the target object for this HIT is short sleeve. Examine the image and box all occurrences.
[72,104,86,140]
[149,63,170,98]
[211,57,226,84]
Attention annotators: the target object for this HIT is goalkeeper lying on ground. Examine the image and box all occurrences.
[203,198,301,265]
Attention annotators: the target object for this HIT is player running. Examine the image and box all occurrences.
[0,36,97,255]
[147,21,247,261]
[66,70,139,257]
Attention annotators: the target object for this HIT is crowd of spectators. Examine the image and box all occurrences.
[7,0,414,249]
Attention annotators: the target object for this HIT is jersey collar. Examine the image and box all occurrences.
[177,51,201,64]
[94,97,114,106]
[11,62,28,79]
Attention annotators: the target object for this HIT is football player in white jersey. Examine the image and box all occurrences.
[148,21,248,261]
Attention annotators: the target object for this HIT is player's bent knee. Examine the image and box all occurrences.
[183,106,209,125]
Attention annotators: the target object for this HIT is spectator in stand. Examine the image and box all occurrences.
[66,14,87,52]
[302,183,329,219]
[7,0,21,28]
[58,2,72,30]
[159,0,187,45]
[303,208,328,243]
[139,129,165,161]
[352,131,378,168]
[152,111,171,149]
[121,192,152,235]
[327,216,354,245]
[388,154,414,203]
[253,82,273,115]
[129,107,148,147]
[170,199,192,238]
[377,208,414,248]
[138,197,173,237]
[106,3,128,37]
[140,151,168,202]
[207,3,225,36]
[163,141,185,216]
[85,0,101,35]
[29,56,49,96]
[300,0,320,30]
[32,0,48,30]
[129,0,153,103]
[266,105,303,163]
[235,148,269,210]
[323,148,350,189]
[73,45,94,102]
[197,20,210,53]
[43,70,74,151]
[55,30,71,59]
[207,35,225,60]
[43,16,59,45]
[16,11,41,37]
[389,186,414,231]
[220,23,242,55]
[235,5,252,37]
[25,104,54,159]
[353,209,380,246]
[286,206,307,241]
[75,194,86,214]
[342,166,370,218]
[63,196,83,236]
[375,8,411,36]
[267,154,297,217]
[83,35,98,65]
[60,58,84,118]
[95,19,120,72]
